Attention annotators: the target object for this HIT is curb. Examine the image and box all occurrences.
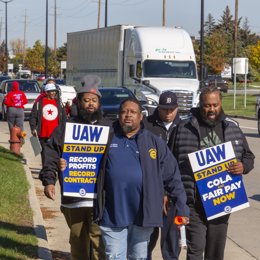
[23,162,53,260]
[228,115,257,121]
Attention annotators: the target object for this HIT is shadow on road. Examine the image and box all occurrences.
[249,194,260,202]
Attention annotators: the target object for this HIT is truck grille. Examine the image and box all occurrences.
[173,90,194,118]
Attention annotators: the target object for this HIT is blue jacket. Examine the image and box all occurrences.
[95,121,189,227]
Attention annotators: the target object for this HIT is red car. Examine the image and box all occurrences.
[36,74,46,81]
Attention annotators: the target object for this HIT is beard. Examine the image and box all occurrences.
[78,107,102,123]
[200,111,221,127]
[121,124,134,134]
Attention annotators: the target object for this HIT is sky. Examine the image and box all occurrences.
[2,0,260,50]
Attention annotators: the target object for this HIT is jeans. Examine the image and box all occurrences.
[100,224,153,260]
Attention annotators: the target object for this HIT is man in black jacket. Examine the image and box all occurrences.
[40,75,110,260]
[174,86,255,260]
[143,91,182,260]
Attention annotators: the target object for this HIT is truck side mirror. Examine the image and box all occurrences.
[136,61,142,78]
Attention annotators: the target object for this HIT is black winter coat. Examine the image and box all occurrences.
[174,108,255,205]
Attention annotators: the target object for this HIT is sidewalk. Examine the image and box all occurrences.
[0,122,70,260]
[0,121,257,260]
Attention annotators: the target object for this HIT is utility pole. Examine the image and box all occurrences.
[234,0,238,58]
[97,0,101,29]
[162,0,166,26]
[0,0,15,74]
[23,9,27,66]
[0,17,2,43]
[104,0,107,27]
[45,0,48,77]
[199,0,205,87]
[54,0,56,56]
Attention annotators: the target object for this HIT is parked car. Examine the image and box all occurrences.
[99,87,151,120]
[0,79,41,120]
[36,74,46,81]
[16,70,31,79]
[204,75,228,93]
[56,81,77,106]
[0,75,11,84]
[55,78,66,85]
[256,96,260,135]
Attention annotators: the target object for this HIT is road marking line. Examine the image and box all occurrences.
[240,125,257,130]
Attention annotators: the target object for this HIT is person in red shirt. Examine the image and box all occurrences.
[4,81,28,132]
[34,77,56,104]
[29,83,66,166]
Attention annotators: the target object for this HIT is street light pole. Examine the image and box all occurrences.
[199,0,205,87]
[45,0,48,77]
[0,0,14,74]
[234,0,238,58]
[104,0,107,27]
[162,0,166,26]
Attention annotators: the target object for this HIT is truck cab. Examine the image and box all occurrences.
[123,27,200,118]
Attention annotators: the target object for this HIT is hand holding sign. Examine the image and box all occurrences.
[60,158,67,172]
[227,161,244,175]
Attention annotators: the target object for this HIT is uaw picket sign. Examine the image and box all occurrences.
[62,122,109,198]
[188,141,249,220]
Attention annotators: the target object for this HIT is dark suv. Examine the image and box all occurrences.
[204,75,228,93]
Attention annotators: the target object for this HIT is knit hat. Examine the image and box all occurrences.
[78,75,102,97]
[158,91,178,109]
[44,83,57,92]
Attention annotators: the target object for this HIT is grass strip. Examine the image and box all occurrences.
[0,147,38,260]
[222,93,256,118]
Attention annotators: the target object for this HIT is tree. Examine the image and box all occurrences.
[204,30,229,74]
[249,40,260,70]
[10,39,24,56]
[48,49,60,77]
[25,40,45,73]
[215,6,236,62]
[56,43,67,62]
[204,13,216,37]
[239,17,259,48]
[216,6,234,35]
[0,41,6,73]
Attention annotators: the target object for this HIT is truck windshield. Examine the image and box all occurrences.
[143,60,196,79]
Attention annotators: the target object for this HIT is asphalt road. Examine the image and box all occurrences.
[0,118,259,260]
[228,88,260,95]
[227,118,260,260]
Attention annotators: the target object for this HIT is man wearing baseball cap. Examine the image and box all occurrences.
[39,75,110,260]
[143,91,182,260]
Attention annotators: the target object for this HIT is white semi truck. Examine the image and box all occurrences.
[67,25,200,117]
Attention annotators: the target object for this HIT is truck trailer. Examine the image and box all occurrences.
[67,24,200,116]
